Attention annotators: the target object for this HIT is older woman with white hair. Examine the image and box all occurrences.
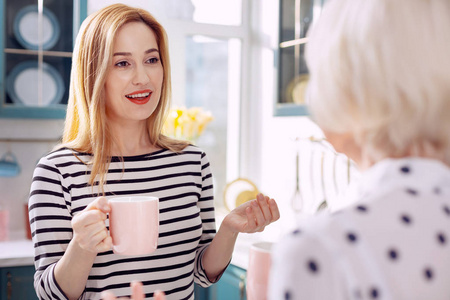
[269,0,450,299]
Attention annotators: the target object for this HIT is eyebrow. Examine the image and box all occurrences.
[113,48,159,56]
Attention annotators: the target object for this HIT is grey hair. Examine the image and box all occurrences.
[305,0,450,164]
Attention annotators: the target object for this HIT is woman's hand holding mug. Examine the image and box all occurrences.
[71,197,112,254]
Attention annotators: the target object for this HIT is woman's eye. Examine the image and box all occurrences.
[115,61,129,67]
[147,57,160,64]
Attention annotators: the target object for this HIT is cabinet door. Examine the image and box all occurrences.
[275,0,328,116]
[194,283,212,300]
[194,265,247,300]
[0,0,87,119]
[215,265,247,300]
[0,265,38,300]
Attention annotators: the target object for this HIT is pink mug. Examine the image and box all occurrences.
[108,196,159,256]
[246,241,273,300]
[0,209,9,241]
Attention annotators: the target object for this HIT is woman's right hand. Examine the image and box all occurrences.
[101,282,165,300]
[71,196,112,253]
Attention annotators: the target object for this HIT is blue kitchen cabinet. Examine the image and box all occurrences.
[0,265,37,300]
[195,264,247,300]
[0,0,87,119]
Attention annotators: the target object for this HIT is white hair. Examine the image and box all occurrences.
[305,0,450,163]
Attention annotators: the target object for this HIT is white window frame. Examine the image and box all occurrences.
[163,1,252,185]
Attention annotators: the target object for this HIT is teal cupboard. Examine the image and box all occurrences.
[0,0,87,119]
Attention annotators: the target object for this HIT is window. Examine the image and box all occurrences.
[162,1,248,207]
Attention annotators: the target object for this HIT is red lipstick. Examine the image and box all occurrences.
[125,89,152,105]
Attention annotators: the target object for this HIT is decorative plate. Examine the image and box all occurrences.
[223,178,259,211]
[6,61,65,106]
[13,5,60,50]
[286,74,309,104]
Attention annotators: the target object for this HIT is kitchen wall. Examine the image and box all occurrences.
[0,119,64,237]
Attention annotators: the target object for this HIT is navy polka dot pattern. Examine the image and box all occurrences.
[308,260,319,273]
[401,214,412,224]
[406,188,418,196]
[269,158,450,300]
[292,229,301,235]
[437,233,446,245]
[388,248,399,260]
[424,268,433,280]
[400,166,410,173]
[443,205,450,216]
[347,232,358,243]
[370,287,379,299]
[356,205,368,212]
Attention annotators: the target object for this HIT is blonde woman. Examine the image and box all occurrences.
[28,4,279,300]
[269,0,450,299]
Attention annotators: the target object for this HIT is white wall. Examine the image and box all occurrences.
[0,119,63,237]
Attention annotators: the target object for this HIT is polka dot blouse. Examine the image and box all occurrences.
[269,158,450,300]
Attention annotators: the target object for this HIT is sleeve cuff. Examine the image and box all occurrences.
[197,246,231,286]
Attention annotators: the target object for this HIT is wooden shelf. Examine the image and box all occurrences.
[279,37,308,48]
[4,48,72,58]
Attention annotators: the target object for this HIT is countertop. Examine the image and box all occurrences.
[0,232,34,268]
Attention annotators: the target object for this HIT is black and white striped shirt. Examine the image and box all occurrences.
[28,145,216,300]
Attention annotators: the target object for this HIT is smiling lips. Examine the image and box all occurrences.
[125,90,152,105]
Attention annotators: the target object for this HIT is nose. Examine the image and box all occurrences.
[132,65,150,86]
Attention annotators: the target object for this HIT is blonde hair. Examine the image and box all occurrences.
[306,0,450,164]
[61,4,188,193]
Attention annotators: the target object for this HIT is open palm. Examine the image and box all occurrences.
[222,193,280,234]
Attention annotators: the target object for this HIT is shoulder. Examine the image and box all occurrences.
[176,144,209,161]
[181,144,206,154]
[37,147,91,172]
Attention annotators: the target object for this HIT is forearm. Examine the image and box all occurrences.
[54,240,97,300]
[202,224,238,281]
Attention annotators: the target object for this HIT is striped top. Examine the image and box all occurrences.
[28,145,216,300]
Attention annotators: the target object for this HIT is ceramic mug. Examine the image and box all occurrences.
[108,196,159,256]
[0,209,9,241]
[0,152,20,177]
[246,241,273,300]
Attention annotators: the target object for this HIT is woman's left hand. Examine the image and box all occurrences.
[222,193,280,234]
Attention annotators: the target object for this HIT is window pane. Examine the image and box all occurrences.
[165,0,242,26]
[185,36,241,206]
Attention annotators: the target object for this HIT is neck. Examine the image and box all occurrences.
[109,120,159,156]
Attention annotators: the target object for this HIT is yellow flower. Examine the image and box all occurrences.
[163,106,213,143]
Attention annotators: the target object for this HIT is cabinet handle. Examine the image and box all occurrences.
[6,272,12,300]
[239,274,246,300]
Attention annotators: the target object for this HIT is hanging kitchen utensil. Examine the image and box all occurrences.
[291,148,303,213]
[0,151,20,177]
[347,157,351,185]
[310,146,316,205]
[332,154,338,196]
[317,151,328,211]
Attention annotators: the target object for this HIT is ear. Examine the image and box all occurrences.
[322,129,362,166]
